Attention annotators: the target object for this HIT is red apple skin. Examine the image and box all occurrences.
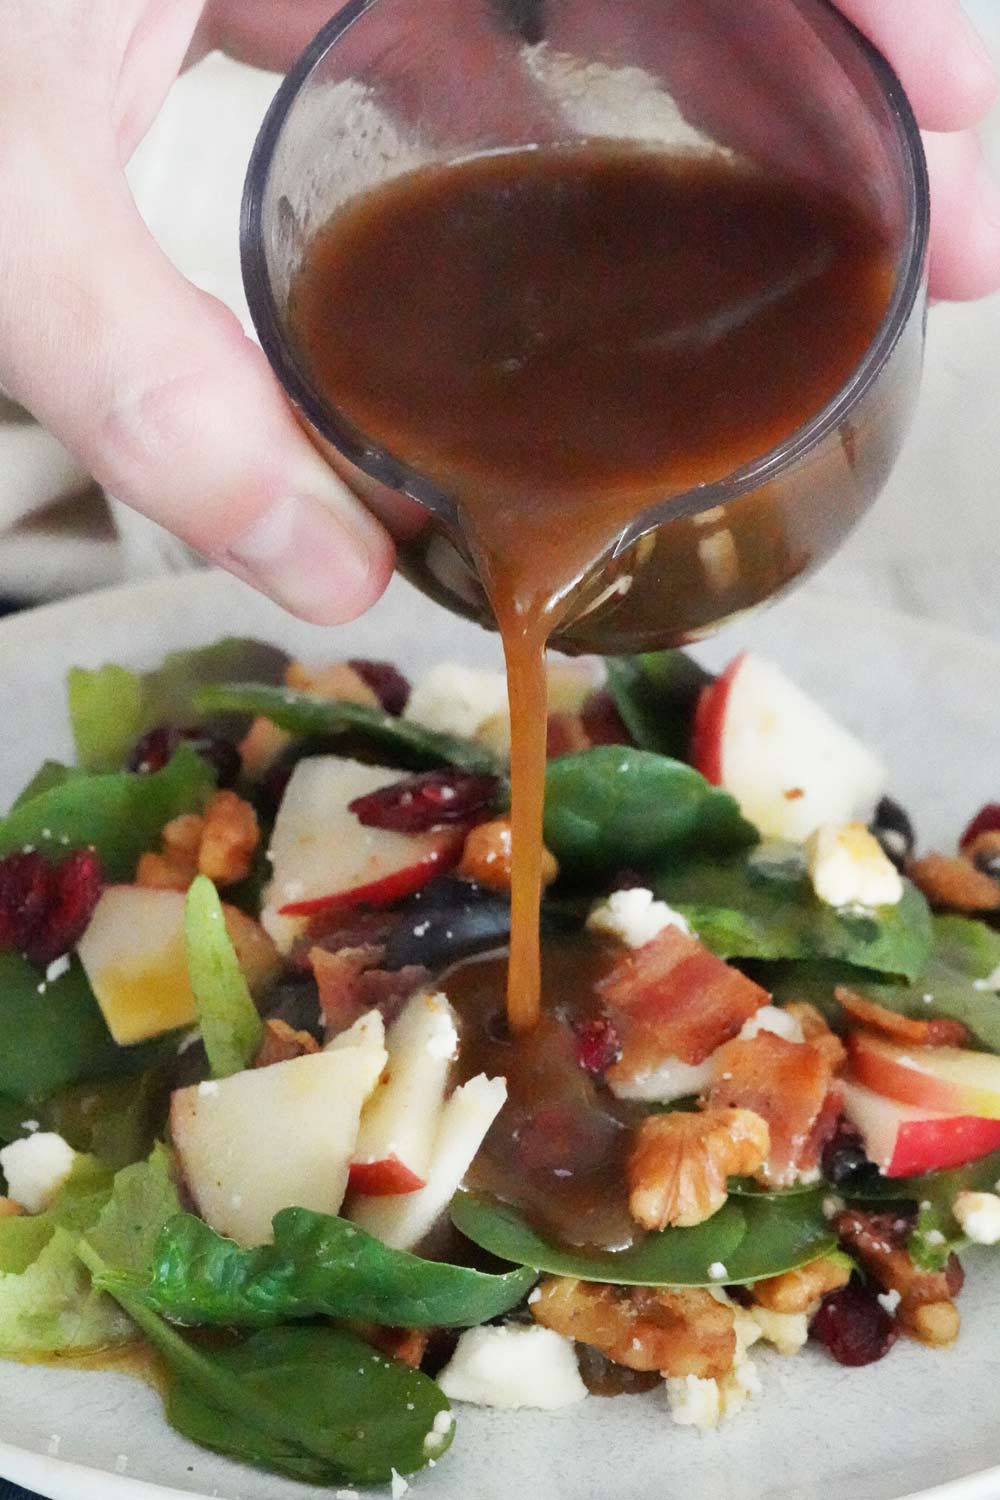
[278,830,465,917]
[886,1115,1000,1177]
[847,1033,1000,1119]
[347,1156,428,1197]
[690,656,742,786]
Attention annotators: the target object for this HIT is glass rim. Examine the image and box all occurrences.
[240,0,931,539]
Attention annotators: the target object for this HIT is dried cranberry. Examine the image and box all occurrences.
[349,769,500,833]
[580,690,631,747]
[0,847,103,968]
[812,1284,899,1366]
[128,725,240,788]
[573,1014,622,1077]
[961,803,1000,851]
[348,659,411,716]
[821,1118,878,1188]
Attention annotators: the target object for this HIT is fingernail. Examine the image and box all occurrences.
[222,494,374,622]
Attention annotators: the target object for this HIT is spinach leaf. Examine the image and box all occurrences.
[766,916,1000,1052]
[184,876,263,1078]
[844,1148,1000,1271]
[44,1068,171,1170]
[0,1156,128,1355]
[195,682,497,774]
[542,747,757,878]
[450,1189,833,1286]
[604,651,712,760]
[68,639,289,771]
[0,747,215,880]
[0,953,167,1103]
[104,1206,536,1329]
[653,849,932,981]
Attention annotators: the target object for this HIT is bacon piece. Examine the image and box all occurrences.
[358,1324,430,1369]
[835,1208,964,1346]
[253,1018,320,1068]
[835,986,970,1049]
[598,926,768,1076]
[707,1031,837,1187]
[309,944,430,1037]
[783,1001,847,1073]
[546,712,591,759]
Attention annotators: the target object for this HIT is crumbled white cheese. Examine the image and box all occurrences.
[665,1374,721,1429]
[390,1469,409,1499]
[197,1080,220,1097]
[805,823,903,909]
[404,664,509,741]
[749,1307,810,1356]
[608,1053,715,1104]
[719,1358,760,1420]
[974,964,1000,993]
[423,1409,454,1454]
[708,1262,728,1281]
[953,1190,1000,1245]
[739,1005,805,1045]
[44,954,71,984]
[436,1324,587,1409]
[731,1306,764,1362]
[877,1289,902,1315]
[0,1133,75,1213]
[924,1229,946,1248]
[586,888,691,949]
[822,1194,846,1221]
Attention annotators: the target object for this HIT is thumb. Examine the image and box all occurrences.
[1,126,394,625]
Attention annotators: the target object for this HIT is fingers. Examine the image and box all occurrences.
[1,129,394,625]
[833,0,997,132]
[923,129,1000,300]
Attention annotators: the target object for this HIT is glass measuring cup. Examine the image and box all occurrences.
[241,0,929,652]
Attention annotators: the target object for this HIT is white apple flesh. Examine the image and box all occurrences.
[692,653,886,842]
[841,1079,1000,1177]
[171,1013,387,1246]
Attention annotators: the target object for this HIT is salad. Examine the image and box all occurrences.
[1,635,1000,1489]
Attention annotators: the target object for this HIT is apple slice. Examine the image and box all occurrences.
[261,757,466,952]
[848,1032,1000,1119]
[841,1080,1000,1177]
[77,885,278,1045]
[348,991,458,1197]
[691,653,886,841]
[350,1073,506,1249]
[172,1013,387,1246]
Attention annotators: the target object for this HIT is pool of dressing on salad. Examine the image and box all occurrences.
[289,143,895,1245]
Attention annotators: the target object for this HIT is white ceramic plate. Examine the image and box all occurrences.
[1,569,1000,1500]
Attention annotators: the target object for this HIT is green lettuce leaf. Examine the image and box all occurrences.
[653,846,932,980]
[542,746,757,877]
[100,1207,536,1330]
[67,639,290,772]
[184,876,263,1078]
[450,1189,834,1286]
[603,651,712,760]
[43,1069,171,1170]
[9,762,84,813]
[195,682,497,774]
[0,747,215,880]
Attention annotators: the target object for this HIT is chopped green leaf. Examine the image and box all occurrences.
[845,1148,1000,1271]
[68,639,290,772]
[195,682,497,774]
[0,747,215,880]
[653,848,932,980]
[9,762,84,813]
[44,1068,171,1170]
[184,876,263,1078]
[604,651,711,760]
[84,1144,183,1277]
[542,747,757,878]
[101,1207,536,1329]
[450,1189,833,1286]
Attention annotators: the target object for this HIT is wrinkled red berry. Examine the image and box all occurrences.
[961,804,1000,849]
[573,1014,623,1077]
[349,770,500,833]
[0,847,103,968]
[128,725,241,787]
[821,1118,878,1188]
[580,690,631,747]
[812,1284,899,1367]
[348,659,411,717]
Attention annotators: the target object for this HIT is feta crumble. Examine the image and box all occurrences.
[437,1324,587,1409]
[586,888,691,949]
[608,1053,715,1104]
[0,1133,75,1213]
[953,1190,1000,1245]
[404,664,509,741]
[708,1262,728,1281]
[805,823,904,910]
[739,1005,805,1045]
[749,1307,810,1356]
[878,1289,902,1315]
[44,954,71,984]
[390,1468,409,1498]
[665,1374,721,1430]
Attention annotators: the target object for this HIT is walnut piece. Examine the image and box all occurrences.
[284,660,380,704]
[137,790,259,891]
[457,817,558,893]
[750,1254,851,1314]
[908,853,1000,913]
[253,1018,319,1068]
[836,1208,964,1346]
[531,1276,736,1379]
[627,1108,770,1230]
